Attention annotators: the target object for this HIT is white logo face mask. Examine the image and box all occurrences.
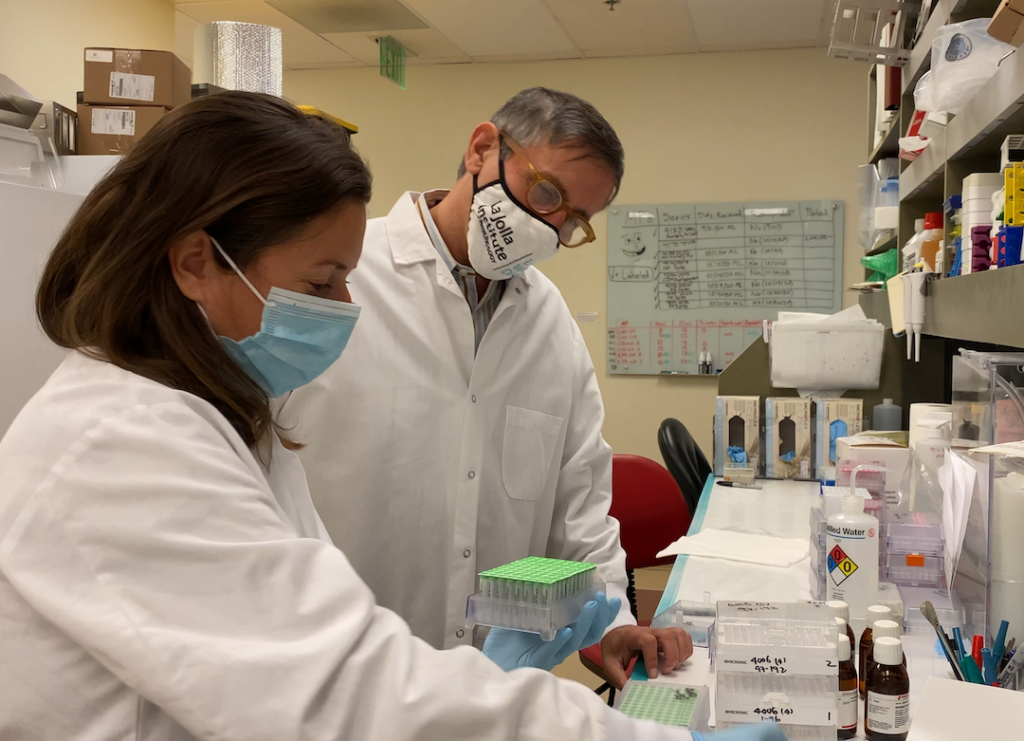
[466,160,560,281]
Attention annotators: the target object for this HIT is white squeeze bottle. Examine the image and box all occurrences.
[827,494,879,621]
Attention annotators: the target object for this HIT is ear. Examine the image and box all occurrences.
[168,230,217,302]
[462,122,500,176]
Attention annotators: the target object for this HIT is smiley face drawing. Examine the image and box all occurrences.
[621,231,648,261]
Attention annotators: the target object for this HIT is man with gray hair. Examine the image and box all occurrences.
[280,87,691,687]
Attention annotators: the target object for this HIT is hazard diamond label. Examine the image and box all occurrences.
[828,544,859,586]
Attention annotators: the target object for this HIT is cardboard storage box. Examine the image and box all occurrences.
[76,104,169,155]
[989,1,1024,46]
[765,397,812,479]
[83,48,191,109]
[714,396,760,477]
[814,399,863,478]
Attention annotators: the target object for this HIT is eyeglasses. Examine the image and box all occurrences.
[500,132,596,248]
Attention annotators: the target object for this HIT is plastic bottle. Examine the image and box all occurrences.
[828,495,880,622]
[862,619,905,690]
[871,399,902,431]
[859,605,892,697]
[828,600,857,649]
[920,211,943,272]
[865,637,910,741]
[838,634,859,740]
[902,218,924,271]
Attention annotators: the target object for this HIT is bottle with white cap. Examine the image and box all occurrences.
[828,495,880,620]
[863,619,905,689]
[838,634,858,739]
[865,636,909,740]
[859,605,892,697]
[827,599,857,648]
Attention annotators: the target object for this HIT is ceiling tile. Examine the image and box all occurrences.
[546,0,699,56]
[266,0,427,33]
[687,0,830,51]
[401,0,578,58]
[321,29,470,65]
[176,1,357,67]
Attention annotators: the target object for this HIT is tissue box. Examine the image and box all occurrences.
[835,435,910,514]
[814,399,862,478]
[714,396,760,477]
[765,397,812,479]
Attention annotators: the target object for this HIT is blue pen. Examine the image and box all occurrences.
[953,627,966,661]
[982,647,997,684]
[995,620,1009,663]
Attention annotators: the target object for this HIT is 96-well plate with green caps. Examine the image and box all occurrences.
[616,682,711,731]
[466,556,602,641]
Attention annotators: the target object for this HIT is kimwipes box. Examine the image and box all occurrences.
[83,48,191,109]
[76,104,169,155]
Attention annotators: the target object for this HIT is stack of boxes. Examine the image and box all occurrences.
[884,512,945,588]
[714,601,838,741]
[78,48,191,155]
[961,173,1003,274]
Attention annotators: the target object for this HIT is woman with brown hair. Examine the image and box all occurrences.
[0,91,739,741]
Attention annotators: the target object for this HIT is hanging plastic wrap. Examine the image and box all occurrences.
[193,22,282,97]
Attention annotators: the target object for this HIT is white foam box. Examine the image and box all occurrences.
[714,396,760,476]
[814,399,863,478]
[765,398,812,479]
[963,173,1003,189]
[834,435,910,514]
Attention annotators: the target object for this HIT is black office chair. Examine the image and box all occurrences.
[657,418,712,516]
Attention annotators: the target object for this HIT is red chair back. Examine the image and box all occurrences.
[610,453,692,570]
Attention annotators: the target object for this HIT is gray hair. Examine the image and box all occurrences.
[457,87,624,197]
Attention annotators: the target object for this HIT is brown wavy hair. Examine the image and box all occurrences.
[36,91,371,450]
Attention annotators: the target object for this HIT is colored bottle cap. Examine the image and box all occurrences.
[925,212,943,230]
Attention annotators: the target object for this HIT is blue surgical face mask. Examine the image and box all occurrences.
[206,236,360,398]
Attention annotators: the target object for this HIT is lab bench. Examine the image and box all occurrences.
[629,475,958,739]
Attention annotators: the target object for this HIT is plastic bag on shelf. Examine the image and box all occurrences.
[915,19,1015,115]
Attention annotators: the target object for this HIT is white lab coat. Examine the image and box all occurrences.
[279,191,633,650]
[0,351,686,741]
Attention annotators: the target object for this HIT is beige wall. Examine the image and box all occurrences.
[285,50,867,462]
[0,0,175,107]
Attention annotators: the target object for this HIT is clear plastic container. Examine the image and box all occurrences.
[0,121,63,189]
[652,594,716,647]
[715,672,838,726]
[716,722,837,741]
[899,585,964,636]
[886,511,944,556]
[885,553,944,588]
[877,581,905,627]
[715,601,839,675]
[465,584,602,640]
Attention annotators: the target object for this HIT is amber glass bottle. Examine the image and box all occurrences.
[838,634,858,739]
[860,605,892,696]
[865,637,910,741]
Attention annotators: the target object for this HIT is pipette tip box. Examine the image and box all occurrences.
[615,682,711,731]
[465,556,601,640]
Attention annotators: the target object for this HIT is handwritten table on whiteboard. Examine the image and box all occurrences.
[606,201,844,375]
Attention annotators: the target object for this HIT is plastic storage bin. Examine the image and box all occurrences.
[465,556,601,640]
[900,585,964,636]
[715,601,839,675]
[652,595,716,647]
[886,553,944,588]
[715,673,838,726]
[770,319,884,390]
[886,511,944,556]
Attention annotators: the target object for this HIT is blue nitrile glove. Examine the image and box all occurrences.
[482,591,621,672]
[780,451,796,462]
[727,446,747,464]
[692,724,789,741]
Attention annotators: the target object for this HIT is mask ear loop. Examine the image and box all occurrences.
[209,235,269,307]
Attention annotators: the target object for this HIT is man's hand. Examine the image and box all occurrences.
[600,625,693,688]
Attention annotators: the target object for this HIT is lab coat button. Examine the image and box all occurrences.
[445,277,453,284]
[468,470,476,479]
[463,549,471,558]
[471,395,477,403]
[456,629,465,638]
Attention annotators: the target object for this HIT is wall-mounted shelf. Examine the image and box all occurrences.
[899,130,946,199]
[870,114,902,163]
[858,265,1024,347]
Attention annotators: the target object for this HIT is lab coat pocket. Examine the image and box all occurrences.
[502,406,564,501]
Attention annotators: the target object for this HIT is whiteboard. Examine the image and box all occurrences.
[606,200,843,375]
